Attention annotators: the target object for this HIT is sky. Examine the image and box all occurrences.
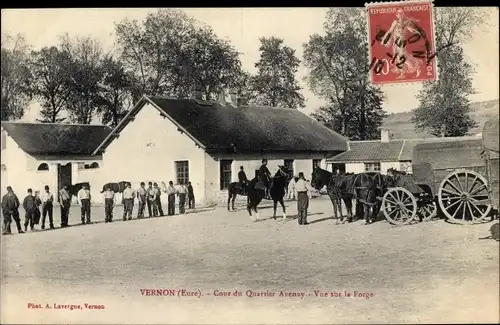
[1,8,499,123]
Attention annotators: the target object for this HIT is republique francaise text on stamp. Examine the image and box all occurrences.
[365,0,437,85]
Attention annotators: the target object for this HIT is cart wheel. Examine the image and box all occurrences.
[382,187,418,225]
[419,201,438,222]
[438,170,492,224]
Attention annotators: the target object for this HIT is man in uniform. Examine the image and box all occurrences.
[2,186,23,235]
[41,185,54,230]
[147,182,158,217]
[122,182,135,221]
[177,182,187,215]
[154,182,164,216]
[258,159,272,199]
[164,181,177,216]
[22,188,37,232]
[136,182,147,218]
[295,172,318,225]
[59,184,71,228]
[187,181,195,209]
[33,190,42,226]
[103,185,115,223]
[77,184,92,224]
[238,166,248,195]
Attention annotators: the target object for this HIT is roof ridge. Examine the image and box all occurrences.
[1,121,111,127]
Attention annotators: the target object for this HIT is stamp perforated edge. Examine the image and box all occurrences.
[364,0,439,87]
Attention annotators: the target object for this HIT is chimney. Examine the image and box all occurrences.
[381,128,391,143]
[228,90,238,107]
[237,95,249,106]
[191,86,203,100]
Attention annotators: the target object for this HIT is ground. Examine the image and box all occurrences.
[1,197,499,324]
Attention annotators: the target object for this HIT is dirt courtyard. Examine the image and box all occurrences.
[1,198,499,324]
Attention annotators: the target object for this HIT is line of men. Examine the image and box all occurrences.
[1,180,195,235]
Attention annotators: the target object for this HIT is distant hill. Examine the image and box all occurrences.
[382,99,499,139]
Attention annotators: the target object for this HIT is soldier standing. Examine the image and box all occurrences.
[1,186,23,234]
[33,190,42,226]
[22,188,37,232]
[177,182,187,215]
[122,183,135,221]
[154,182,164,216]
[147,182,158,217]
[59,185,71,227]
[103,186,115,223]
[136,182,147,218]
[41,185,54,230]
[187,181,195,209]
[77,184,92,224]
[164,181,177,216]
[294,172,318,225]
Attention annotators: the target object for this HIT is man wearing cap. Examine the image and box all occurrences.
[154,182,164,216]
[22,188,37,232]
[146,182,158,217]
[295,172,317,225]
[59,184,71,228]
[103,185,115,223]
[2,186,23,234]
[258,159,272,199]
[77,184,92,224]
[187,181,195,209]
[41,185,55,230]
[238,166,248,195]
[177,182,187,215]
[136,182,147,218]
[122,182,135,221]
[163,181,177,216]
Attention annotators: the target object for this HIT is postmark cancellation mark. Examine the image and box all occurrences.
[365,0,438,85]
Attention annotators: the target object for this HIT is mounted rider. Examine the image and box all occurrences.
[238,166,248,195]
[258,159,272,199]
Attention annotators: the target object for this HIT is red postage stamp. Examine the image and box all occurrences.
[366,0,437,85]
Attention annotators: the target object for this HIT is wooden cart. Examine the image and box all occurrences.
[380,119,499,225]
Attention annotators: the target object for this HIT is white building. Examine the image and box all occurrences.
[1,122,111,201]
[93,95,348,205]
[328,128,482,175]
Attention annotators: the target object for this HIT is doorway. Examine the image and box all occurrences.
[57,163,72,202]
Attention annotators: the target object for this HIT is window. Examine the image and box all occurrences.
[175,161,189,185]
[312,159,322,169]
[284,159,294,177]
[37,163,49,171]
[365,162,381,172]
[220,160,233,190]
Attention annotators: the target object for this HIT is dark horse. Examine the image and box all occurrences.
[227,182,248,211]
[311,167,379,224]
[246,166,290,222]
[311,167,354,223]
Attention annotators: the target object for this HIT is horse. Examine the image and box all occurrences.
[227,181,249,211]
[246,166,290,222]
[100,181,129,193]
[269,166,291,220]
[352,173,379,224]
[311,167,354,223]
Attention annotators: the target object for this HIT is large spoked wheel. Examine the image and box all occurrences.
[382,187,418,225]
[418,201,438,222]
[438,170,492,224]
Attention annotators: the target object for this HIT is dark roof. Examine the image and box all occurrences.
[329,140,405,163]
[1,122,112,155]
[95,96,348,154]
[399,136,483,161]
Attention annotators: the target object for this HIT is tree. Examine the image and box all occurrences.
[303,8,386,140]
[97,55,134,127]
[412,46,477,136]
[30,46,73,123]
[60,34,105,124]
[114,9,245,100]
[249,37,305,108]
[411,8,488,137]
[1,33,32,121]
